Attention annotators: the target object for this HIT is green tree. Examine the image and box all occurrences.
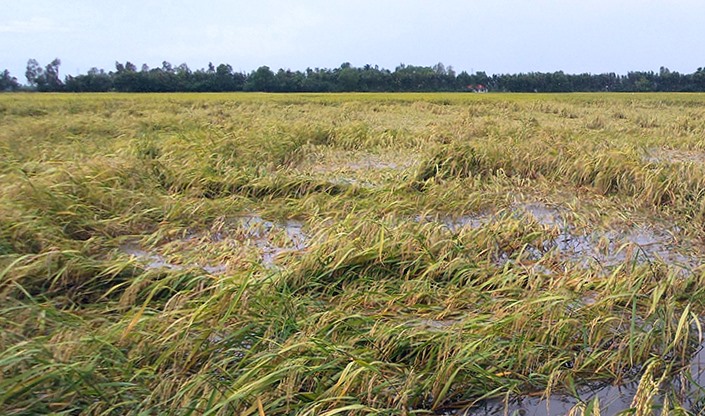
[64,67,112,92]
[245,66,276,91]
[44,58,63,91]
[25,59,44,88]
[275,69,305,92]
[0,69,20,91]
[25,58,63,91]
[337,63,360,91]
[214,64,234,91]
[692,67,705,91]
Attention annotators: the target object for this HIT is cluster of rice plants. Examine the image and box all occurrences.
[3,92,705,415]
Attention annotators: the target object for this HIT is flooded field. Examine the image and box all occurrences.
[120,215,309,272]
[644,148,705,164]
[426,201,699,276]
[463,340,705,415]
[3,93,705,415]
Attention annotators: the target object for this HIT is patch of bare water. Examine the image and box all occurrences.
[415,204,704,414]
[120,244,185,271]
[457,382,639,416]
[327,176,377,188]
[405,318,460,332]
[450,215,491,231]
[413,210,492,232]
[119,214,309,271]
[120,241,228,274]
[460,340,705,415]
[644,148,705,164]
[421,202,699,274]
[515,202,567,228]
[347,158,407,170]
[202,264,228,274]
[550,226,696,272]
[236,215,308,266]
[422,203,563,233]
[312,153,414,174]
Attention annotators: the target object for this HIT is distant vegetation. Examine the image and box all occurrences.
[2,58,705,92]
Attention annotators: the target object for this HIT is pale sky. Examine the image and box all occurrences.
[1,0,703,82]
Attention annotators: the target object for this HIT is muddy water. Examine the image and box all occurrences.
[309,153,415,189]
[120,242,229,274]
[644,148,705,164]
[405,318,461,332]
[345,159,407,170]
[459,383,638,416]
[441,214,490,231]
[517,203,567,228]
[312,153,413,173]
[438,203,705,415]
[120,214,309,271]
[327,176,377,188]
[434,202,698,274]
[545,225,694,273]
[120,244,185,271]
[237,215,308,266]
[548,218,695,274]
[460,341,705,415]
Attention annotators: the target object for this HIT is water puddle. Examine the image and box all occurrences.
[644,148,705,164]
[120,244,185,271]
[423,203,704,413]
[237,215,308,266]
[421,202,698,274]
[202,264,228,274]
[424,203,563,233]
[552,227,696,272]
[458,384,637,416]
[515,203,567,228]
[120,214,309,271]
[459,340,705,415]
[120,241,229,274]
[327,176,377,189]
[457,382,643,416]
[312,153,413,173]
[444,214,491,231]
[415,212,490,232]
[307,153,414,190]
[345,159,409,171]
[405,318,460,332]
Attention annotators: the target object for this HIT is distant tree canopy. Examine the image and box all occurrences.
[0,69,20,92]
[3,59,705,93]
[24,58,63,91]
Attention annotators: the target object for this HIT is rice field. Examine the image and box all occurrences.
[3,92,705,415]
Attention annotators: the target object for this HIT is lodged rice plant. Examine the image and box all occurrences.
[3,92,705,415]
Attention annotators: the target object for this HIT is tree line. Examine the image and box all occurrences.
[2,58,705,93]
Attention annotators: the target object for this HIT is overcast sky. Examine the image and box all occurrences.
[1,0,703,82]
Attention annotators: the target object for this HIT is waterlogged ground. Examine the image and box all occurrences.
[3,93,705,415]
[119,214,309,271]
[437,201,698,274]
[465,340,705,416]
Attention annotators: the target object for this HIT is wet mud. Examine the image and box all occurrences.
[120,214,309,272]
[431,202,698,274]
[460,340,705,415]
[644,148,705,164]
